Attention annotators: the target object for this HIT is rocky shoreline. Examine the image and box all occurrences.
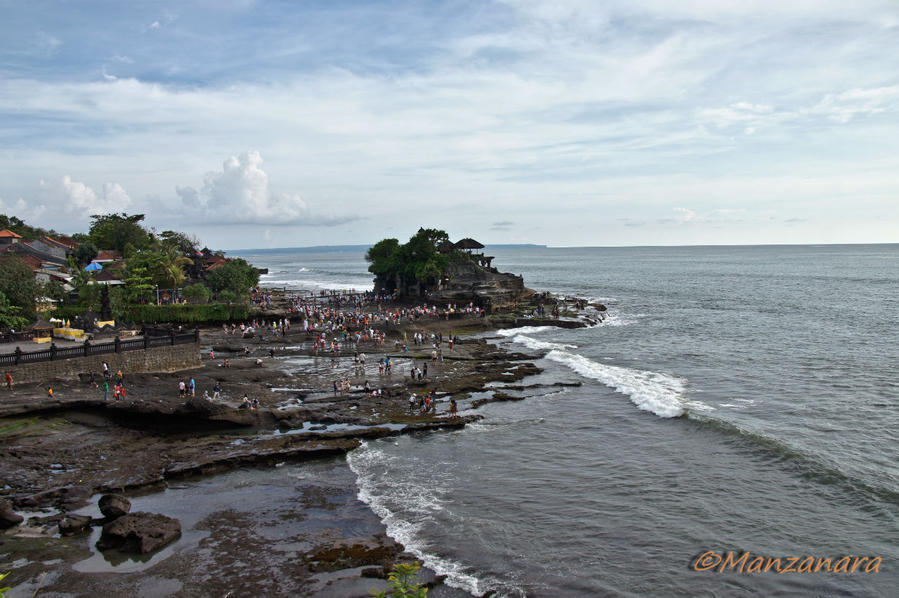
[0,298,595,596]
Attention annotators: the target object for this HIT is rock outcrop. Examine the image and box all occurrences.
[98,493,131,520]
[434,261,533,310]
[0,498,24,528]
[96,511,181,554]
[59,514,93,536]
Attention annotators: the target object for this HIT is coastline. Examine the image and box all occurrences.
[1,290,594,596]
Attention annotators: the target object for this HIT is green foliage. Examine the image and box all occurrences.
[0,570,10,597]
[88,213,152,253]
[0,291,29,330]
[365,228,452,296]
[217,289,237,303]
[0,214,54,240]
[53,305,89,320]
[123,266,155,304]
[0,256,38,321]
[39,280,66,302]
[182,283,211,304]
[74,242,99,266]
[159,230,200,256]
[372,562,428,598]
[206,258,259,297]
[121,303,249,324]
[365,238,401,277]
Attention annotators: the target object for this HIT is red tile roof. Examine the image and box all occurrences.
[0,229,22,238]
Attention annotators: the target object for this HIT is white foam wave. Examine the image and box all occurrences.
[511,335,577,352]
[348,442,501,596]
[298,267,310,272]
[496,325,552,337]
[259,278,373,291]
[545,349,686,418]
[594,310,637,327]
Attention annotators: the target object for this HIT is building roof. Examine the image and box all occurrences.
[455,238,485,250]
[0,229,22,239]
[95,250,123,262]
[0,252,43,271]
[42,235,78,250]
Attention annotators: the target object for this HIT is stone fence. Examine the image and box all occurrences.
[1,334,202,384]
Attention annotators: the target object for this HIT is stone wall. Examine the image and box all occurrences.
[3,343,202,384]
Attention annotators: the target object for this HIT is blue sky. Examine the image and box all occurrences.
[1,0,898,249]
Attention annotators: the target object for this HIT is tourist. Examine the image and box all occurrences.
[213,381,222,400]
[450,398,458,417]
[178,380,186,398]
[102,380,109,401]
[47,387,53,398]
[4,372,11,390]
[240,394,251,409]
[189,377,196,397]
[88,370,97,388]
[409,393,416,413]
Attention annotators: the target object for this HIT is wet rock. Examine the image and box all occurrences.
[96,511,181,554]
[0,498,24,528]
[59,514,93,536]
[98,493,131,520]
[360,566,385,578]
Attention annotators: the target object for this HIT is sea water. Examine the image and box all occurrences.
[241,244,899,597]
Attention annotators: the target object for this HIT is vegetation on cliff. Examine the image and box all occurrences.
[366,228,466,297]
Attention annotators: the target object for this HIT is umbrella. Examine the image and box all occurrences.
[85,262,103,271]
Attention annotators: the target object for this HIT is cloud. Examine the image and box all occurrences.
[179,151,356,226]
[490,220,515,230]
[674,207,696,222]
[38,176,131,215]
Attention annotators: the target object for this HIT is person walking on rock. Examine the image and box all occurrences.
[4,372,11,390]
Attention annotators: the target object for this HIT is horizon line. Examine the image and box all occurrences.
[224,241,899,252]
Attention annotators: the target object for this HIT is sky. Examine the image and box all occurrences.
[1,0,898,249]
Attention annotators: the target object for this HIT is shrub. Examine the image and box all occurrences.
[121,303,249,324]
[182,283,211,304]
[371,562,428,598]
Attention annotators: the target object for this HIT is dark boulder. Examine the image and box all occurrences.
[0,498,24,529]
[98,494,131,520]
[96,511,181,554]
[59,514,93,536]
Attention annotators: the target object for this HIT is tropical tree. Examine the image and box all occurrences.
[160,246,193,288]
[365,228,452,297]
[0,291,29,330]
[206,258,259,298]
[88,213,153,252]
[0,257,38,320]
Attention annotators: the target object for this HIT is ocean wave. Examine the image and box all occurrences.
[690,416,899,506]
[348,442,502,596]
[593,310,637,327]
[544,349,686,418]
[258,278,373,292]
[496,326,553,337]
[510,335,577,352]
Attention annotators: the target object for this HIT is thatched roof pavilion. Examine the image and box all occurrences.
[455,238,485,251]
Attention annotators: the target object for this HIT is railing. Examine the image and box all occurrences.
[0,330,199,367]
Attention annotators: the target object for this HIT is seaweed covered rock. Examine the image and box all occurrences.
[96,511,181,554]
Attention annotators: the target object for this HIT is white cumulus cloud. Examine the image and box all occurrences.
[178,151,354,226]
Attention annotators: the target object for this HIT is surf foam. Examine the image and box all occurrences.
[544,349,686,418]
[348,441,504,596]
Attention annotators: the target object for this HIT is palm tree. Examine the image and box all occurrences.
[161,247,193,289]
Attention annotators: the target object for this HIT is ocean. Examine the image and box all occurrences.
[236,244,899,597]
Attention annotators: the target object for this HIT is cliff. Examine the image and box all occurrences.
[431,261,535,310]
